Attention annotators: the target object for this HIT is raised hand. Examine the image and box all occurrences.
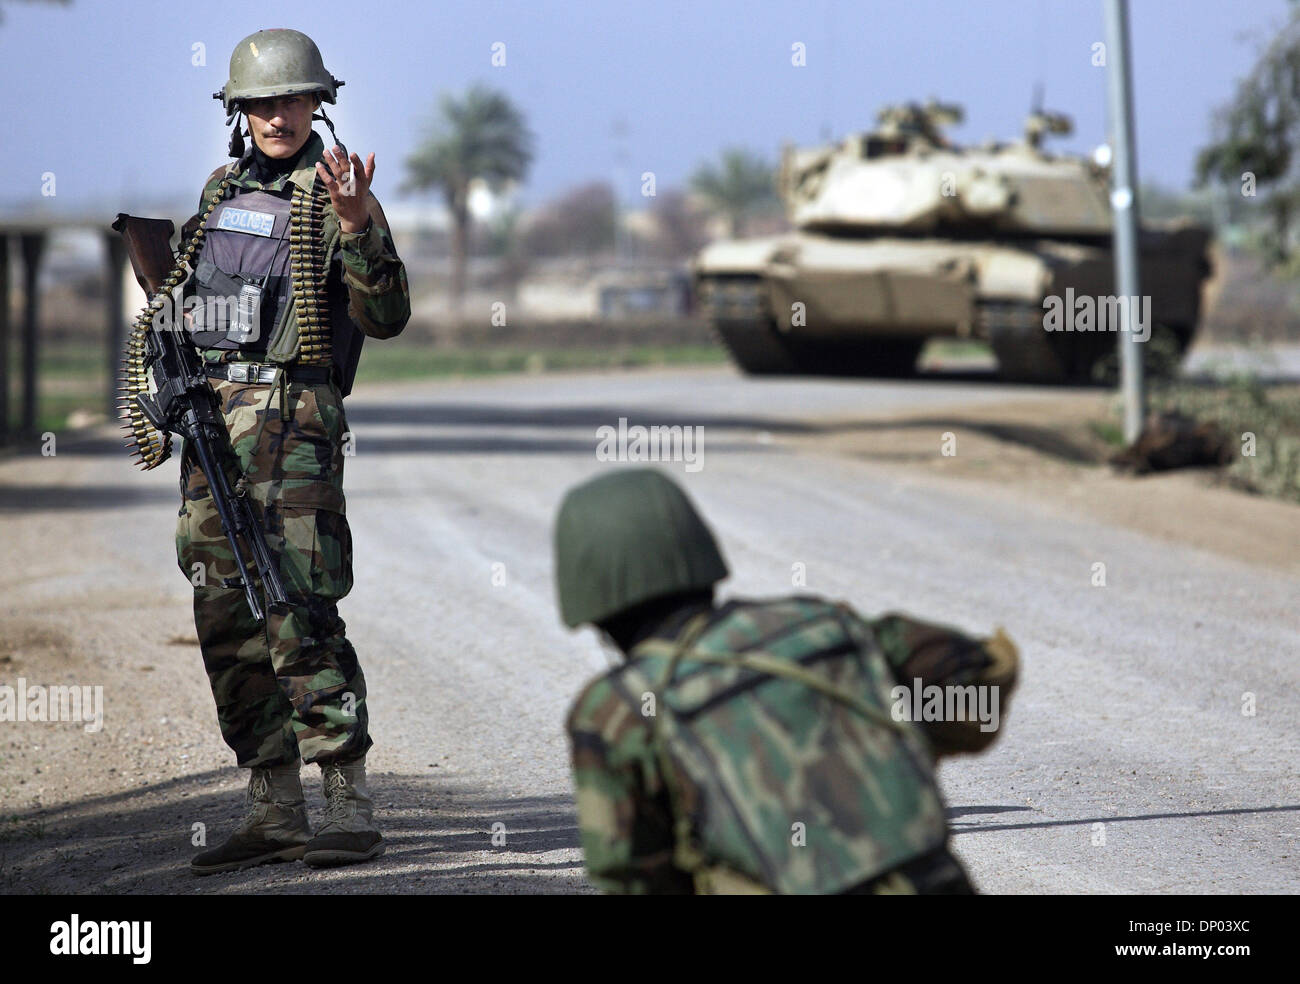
[315,145,376,235]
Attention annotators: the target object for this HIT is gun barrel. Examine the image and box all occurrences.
[118,215,287,625]
[231,488,290,614]
[186,422,287,623]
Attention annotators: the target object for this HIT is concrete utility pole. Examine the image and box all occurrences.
[1103,0,1146,443]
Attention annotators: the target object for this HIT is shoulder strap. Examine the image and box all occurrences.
[638,611,911,737]
[635,612,717,885]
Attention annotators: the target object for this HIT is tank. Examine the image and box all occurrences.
[692,101,1212,383]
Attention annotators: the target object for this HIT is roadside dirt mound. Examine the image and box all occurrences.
[788,391,1300,575]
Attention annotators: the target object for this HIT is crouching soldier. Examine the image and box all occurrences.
[554,469,1018,894]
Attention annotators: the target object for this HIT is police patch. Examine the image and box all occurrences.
[216,208,276,237]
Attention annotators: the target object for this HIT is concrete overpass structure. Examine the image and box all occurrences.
[0,216,127,445]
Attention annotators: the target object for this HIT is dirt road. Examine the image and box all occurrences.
[2,366,1297,894]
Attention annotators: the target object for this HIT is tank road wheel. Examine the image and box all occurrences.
[985,301,1071,383]
[711,317,802,375]
[989,326,1069,383]
[784,337,924,378]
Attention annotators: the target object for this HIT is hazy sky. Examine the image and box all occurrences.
[0,0,1290,217]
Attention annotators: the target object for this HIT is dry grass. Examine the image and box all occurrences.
[1148,378,1300,502]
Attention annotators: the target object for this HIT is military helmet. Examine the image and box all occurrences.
[554,468,728,628]
[214,29,344,115]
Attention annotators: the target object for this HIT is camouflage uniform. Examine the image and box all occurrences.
[176,130,409,769]
[554,468,1019,895]
[567,600,1018,894]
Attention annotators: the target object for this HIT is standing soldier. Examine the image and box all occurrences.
[554,469,1019,894]
[170,29,410,873]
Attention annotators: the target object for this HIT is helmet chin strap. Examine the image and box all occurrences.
[228,112,246,158]
[312,106,347,158]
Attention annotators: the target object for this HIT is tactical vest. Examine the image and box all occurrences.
[190,156,366,395]
[189,188,294,353]
[624,597,949,894]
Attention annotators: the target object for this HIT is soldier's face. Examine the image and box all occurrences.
[243,94,318,159]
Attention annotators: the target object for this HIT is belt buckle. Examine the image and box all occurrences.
[227,363,250,383]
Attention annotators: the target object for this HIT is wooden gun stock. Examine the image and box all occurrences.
[111,213,177,297]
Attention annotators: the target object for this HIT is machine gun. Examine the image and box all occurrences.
[113,213,288,623]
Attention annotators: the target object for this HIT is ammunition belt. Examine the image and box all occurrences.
[289,177,333,368]
[121,166,336,470]
[120,166,238,470]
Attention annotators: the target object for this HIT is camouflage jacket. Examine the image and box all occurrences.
[566,596,1019,894]
[192,130,410,381]
[180,132,410,515]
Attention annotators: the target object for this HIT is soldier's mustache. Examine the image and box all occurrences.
[264,128,293,138]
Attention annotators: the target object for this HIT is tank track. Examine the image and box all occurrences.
[698,276,799,374]
[981,300,1191,384]
[712,317,924,377]
[712,317,802,374]
[981,299,1127,384]
[982,301,1071,383]
[700,276,923,377]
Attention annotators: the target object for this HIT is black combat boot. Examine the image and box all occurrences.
[190,762,313,875]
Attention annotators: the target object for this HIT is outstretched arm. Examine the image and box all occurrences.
[870,612,1020,756]
[316,146,411,339]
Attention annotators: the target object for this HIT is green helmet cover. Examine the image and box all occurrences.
[216,29,342,114]
[554,468,729,628]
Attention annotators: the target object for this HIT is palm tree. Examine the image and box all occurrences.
[689,149,778,238]
[405,85,534,308]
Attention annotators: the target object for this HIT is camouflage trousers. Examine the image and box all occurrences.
[174,369,372,768]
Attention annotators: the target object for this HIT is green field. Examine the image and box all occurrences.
[352,341,726,385]
[3,342,107,436]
